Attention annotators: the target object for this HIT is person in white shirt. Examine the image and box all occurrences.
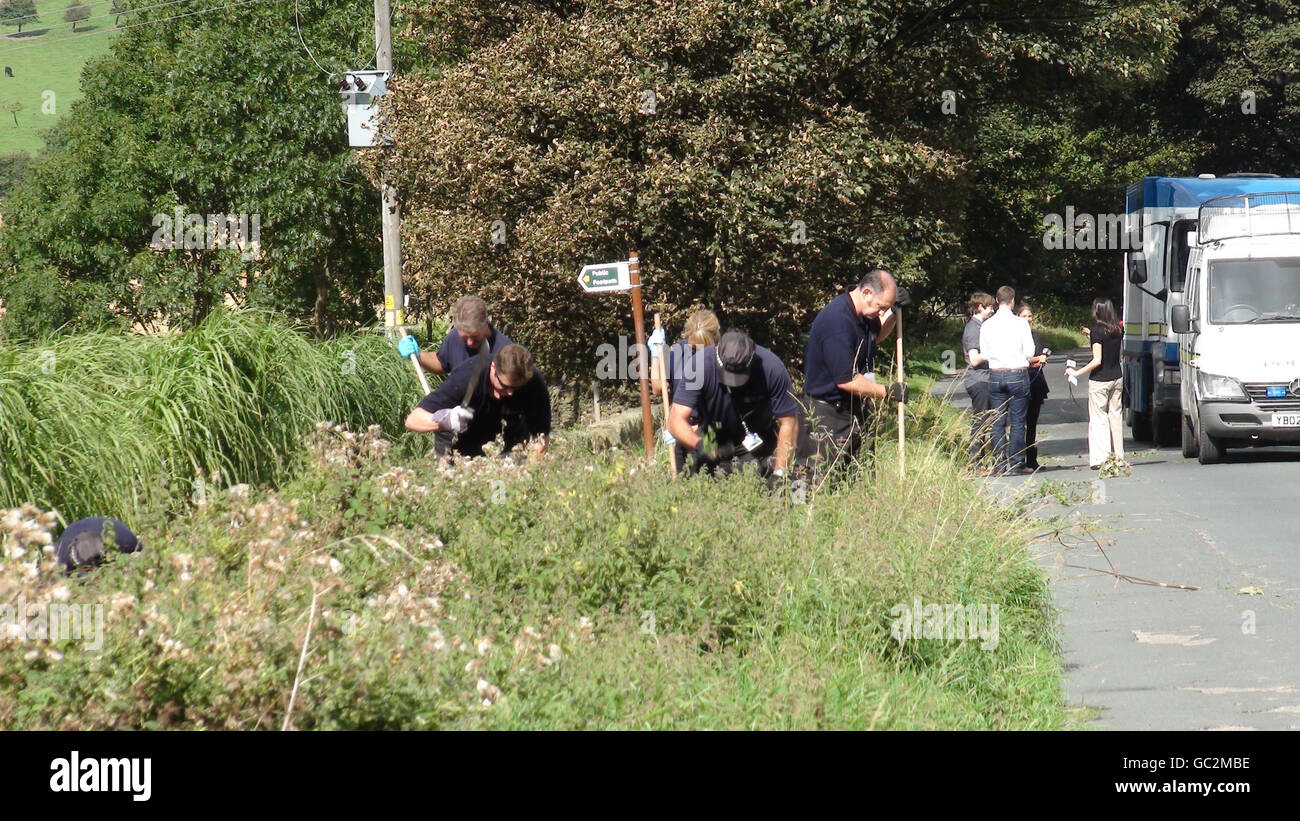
[978,286,1037,475]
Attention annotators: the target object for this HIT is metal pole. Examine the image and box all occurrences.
[375,0,403,336]
[629,251,655,459]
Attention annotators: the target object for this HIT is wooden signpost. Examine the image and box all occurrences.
[577,251,655,460]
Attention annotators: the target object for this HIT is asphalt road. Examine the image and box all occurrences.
[935,349,1300,730]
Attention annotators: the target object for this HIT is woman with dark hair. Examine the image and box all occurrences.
[1066,298,1124,468]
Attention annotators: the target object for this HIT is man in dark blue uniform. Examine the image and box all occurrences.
[404,343,551,459]
[54,517,141,575]
[667,330,799,478]
[398,295,513,375]
[801,268,908,469]
[398,295,515,454]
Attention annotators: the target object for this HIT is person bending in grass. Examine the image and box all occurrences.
[55,517,142,575]
[666,330,799,483]
[398,295,513,376]
[398,295,515,457]
[404,343,551,460]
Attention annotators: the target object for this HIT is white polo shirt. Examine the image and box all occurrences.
[978,305,1035,370]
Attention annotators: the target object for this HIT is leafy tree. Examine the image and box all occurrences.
[0,151,30,198]
[955,0,1300,308]
[0,0,390,339]
[371,0,1181,374]
[64,2,90,31]
[3,99,19,126]
[111,0,126,26]
[0,0,38,33]
[1153,0,1300,175]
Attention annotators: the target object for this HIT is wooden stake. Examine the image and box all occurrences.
[896,310,905,479]
[629,251,655,460]
[653,313,677,475]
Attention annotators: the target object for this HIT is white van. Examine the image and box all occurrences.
[1172,192,1300,463]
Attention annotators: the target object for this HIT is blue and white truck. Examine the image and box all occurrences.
[1122,174,1300,449]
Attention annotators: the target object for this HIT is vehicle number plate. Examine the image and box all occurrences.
[1272,413,1300,427]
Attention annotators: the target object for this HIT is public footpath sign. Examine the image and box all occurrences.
[578,261,634,293]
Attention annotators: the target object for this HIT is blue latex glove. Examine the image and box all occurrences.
[661,428,676,445]
[397,335,419,359]
[648,328,665,349]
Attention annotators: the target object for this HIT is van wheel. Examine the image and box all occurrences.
[1181,415,1198,459]
[1197,419,1224,464]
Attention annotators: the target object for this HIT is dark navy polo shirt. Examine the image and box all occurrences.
[55,517,140,567]
[435,325,513,373]
[418,362,551,449]
[803,292,881,402]
[672,344,799,447]
[662,339,703,425]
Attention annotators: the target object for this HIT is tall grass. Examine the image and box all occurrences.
[0,310,425,522]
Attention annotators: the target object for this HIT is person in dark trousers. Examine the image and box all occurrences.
[1018,301,1051,470]
[667,330,799,479]
[55,517,141,575]
[962,291,995,469]
[404,343,551,459]
[800,269,908,472]
[979,285,1036,476]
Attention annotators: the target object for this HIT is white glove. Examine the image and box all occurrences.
[661,428,676,445]
[433,406,474,433]
[448,405,475,433]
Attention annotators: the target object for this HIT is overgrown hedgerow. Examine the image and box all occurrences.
[0,409,1065,730]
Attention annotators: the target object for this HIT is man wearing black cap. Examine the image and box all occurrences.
[666,330,800,477]
[55,517,142,575]
[801,268,909,468]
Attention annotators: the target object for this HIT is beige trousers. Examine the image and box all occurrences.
[1087,377,1124,467]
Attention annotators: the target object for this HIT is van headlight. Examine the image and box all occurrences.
[1195,370,1248,402]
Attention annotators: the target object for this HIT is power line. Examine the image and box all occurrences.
[0,0,274,55]
[293,0,331,76]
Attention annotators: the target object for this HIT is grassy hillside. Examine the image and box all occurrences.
[0,0,119,157]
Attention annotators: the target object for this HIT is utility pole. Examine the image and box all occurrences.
[375,0,403,336]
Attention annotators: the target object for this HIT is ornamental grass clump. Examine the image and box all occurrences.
[0,309,424,523]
